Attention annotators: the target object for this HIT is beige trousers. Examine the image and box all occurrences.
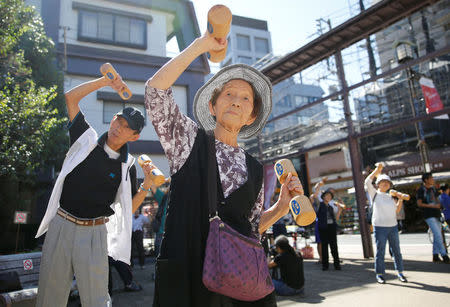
[36,214,111,307]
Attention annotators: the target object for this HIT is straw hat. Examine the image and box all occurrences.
[193,64,272,139]
[376,174,392,186]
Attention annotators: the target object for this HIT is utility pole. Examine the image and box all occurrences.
[335,50,374,258]
[316,18,333,71]
[420,10,435,55]
[359,0,377,78]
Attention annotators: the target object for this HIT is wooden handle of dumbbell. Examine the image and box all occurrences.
[206,5,232,63]
[274,159,302,197]
[390,189,410,201]
[100,63,133,100]
[138,154,165,187]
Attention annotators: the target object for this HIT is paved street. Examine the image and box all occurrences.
[70,233,450,306]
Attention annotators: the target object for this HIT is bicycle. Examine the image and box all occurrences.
[427,214,450,248]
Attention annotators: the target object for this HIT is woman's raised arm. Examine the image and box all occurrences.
[147,33,227,90]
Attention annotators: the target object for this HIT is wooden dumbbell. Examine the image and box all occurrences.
[137,155,165,187]
[100,63,133,100]
[206,5,232,63]
[389,189,410,201]
[274,159,316,226]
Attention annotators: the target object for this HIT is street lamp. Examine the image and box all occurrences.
[394,41,431,173]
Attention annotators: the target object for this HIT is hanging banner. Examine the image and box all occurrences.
[419,77,448,119]
[263,164,277,210]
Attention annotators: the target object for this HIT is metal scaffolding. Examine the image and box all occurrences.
[256,0,447,258]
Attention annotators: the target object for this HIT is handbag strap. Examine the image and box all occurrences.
[206,130,218,217]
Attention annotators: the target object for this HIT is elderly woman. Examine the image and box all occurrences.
[365,164,407,284]
[311,188,342,271]
[145,31,303,306]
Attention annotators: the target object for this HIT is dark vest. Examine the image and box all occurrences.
[317,202,336,229]
[153,129,263,307]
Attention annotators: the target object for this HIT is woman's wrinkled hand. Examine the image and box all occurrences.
[277,173,304,215]
[198,30,228,54]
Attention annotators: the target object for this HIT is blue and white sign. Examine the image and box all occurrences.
[291,200,301,215]
[275,163,284,176]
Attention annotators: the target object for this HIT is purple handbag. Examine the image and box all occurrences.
[202,216,274,301]
[202,131,274,301]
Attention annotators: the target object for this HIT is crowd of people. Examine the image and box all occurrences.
[31,13,449,306]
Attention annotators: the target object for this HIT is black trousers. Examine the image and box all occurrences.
[131,230,145,266]
[318,224,340,268]
[108,257,133,295]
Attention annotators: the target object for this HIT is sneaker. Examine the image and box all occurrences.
[443,255,450,264]
[398,273,408,282]
[433,254,442,262]
[334,263,342,270]
[376,275,385,284]
[124,281,143,292]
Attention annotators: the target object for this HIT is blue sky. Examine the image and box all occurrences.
[172,0,376,122]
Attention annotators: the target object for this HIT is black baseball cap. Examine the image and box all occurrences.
[116,107,145,133]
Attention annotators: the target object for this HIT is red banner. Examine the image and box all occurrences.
[419,77,444,114]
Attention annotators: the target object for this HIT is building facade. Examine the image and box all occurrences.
[221,15,272,67]
[27,0,209,178]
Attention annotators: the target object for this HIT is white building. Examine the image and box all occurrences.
[221,15,272,67]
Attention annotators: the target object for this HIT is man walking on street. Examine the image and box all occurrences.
[417,173,449,263]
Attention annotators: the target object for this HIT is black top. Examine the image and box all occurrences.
[154,129,271,307]
[59,112,137,218]
[416,185,440,219]
[274,252,304,289]
[316,202,336,229]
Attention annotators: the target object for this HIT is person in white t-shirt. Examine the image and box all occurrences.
[365,163,407,284]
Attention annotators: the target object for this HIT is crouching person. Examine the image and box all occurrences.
[268,235,305,296]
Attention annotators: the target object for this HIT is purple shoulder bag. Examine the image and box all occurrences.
[202,131,274,301]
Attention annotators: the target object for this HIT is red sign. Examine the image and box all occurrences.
[23,259,33,271]
[419,77,444,115]
[14,211,28,224]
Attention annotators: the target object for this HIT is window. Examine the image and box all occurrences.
[294,95,308,107]
[276,96,292,108]
[103,101,147,125]
[307,96,318,103]
[236,34,251,51]
[103,101,123,123]
[254,37,269,54]
[79,10,146,49]
[237,56,253,65]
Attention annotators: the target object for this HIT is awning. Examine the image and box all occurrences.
[347,171,450,194]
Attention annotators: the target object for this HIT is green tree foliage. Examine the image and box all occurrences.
[0,0,68,252]
[0,0,67,183]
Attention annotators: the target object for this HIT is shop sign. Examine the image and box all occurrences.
[387,162,445,178]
